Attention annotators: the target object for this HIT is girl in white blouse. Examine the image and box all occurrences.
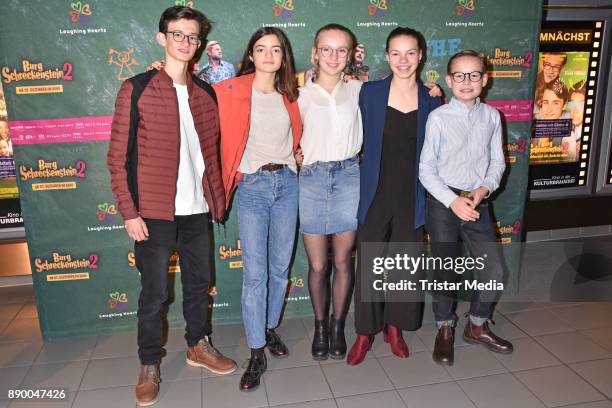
[296,24,362,361]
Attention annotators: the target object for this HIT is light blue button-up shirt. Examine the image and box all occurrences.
[419,97,506,208]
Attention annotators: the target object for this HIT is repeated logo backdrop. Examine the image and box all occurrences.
[0,0,542,339]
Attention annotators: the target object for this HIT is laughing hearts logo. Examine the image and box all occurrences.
[96,202,117,223]
[69,1,92,24]
[273,0,294,19]
[456,0,475,18]
[288,277,305,294]
[107,292,128,309]
[175,0,194,7]
[368,0,387,17]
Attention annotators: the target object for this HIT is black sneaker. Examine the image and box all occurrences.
[265,328,289,358]
[239,354,267,392]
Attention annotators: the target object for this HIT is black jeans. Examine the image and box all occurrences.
[426,195,504,323]
[135,213,212,365]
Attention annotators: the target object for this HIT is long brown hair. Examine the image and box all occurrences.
[237,27,298,102]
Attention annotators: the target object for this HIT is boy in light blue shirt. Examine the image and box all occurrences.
[419,50,513,367]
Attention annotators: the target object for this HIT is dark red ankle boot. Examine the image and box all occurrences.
[384,324,409,358]
[346,335,374,366]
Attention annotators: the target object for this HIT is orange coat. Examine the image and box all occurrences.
[213,73,302,207]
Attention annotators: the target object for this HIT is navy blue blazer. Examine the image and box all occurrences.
[357,76,441,229]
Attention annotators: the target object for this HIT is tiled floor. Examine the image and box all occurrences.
[0,285,611,408]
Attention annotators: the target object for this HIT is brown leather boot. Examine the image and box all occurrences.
[186,336,238,375]
[432,323,455,366]
[135,363,160,406]
[463,320,514,354]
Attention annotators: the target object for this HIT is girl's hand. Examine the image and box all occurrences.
[424,82,443,98]
[146,60,165,72]
[294,146,304,165]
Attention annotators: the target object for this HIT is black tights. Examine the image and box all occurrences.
[304,231,356,321]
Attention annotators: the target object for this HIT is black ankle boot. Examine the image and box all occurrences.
[329,315,346,359]
[311,319,329,360]
[239,350,267,392]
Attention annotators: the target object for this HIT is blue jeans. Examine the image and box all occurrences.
[425,194,504,327]
[236,166,298,348]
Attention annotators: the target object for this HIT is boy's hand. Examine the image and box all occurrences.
[450,197,480,222]
[424,82,443,98]
[125,217,149,241]
[468,186,489,208]
[294,146,304,166]
[146,60,165,72]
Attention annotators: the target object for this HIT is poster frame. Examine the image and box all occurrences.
[528,5,612,200]
[594,15,612,195]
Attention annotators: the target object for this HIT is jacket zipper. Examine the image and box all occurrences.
[173,88,181,217]
[189,85,220,222]
[202,90,219,221]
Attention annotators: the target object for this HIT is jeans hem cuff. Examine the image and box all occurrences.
[248,343,267,349]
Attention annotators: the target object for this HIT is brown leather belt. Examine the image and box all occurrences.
[260,163,286,172]
[449,186,471,198]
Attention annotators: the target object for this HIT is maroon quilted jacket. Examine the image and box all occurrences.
[107,68,225,222]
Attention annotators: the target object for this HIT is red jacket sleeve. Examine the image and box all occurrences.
[107,80,139,221]
[212,81,235,206]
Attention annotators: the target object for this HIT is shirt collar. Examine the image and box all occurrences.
[449,96,481,112]
[306,77,344,97]
[202,60,227,70]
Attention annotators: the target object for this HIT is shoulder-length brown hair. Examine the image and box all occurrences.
[237,27,298,102]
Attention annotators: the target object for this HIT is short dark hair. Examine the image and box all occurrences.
[237,27,299,102]
[447,50,486,75]
[158,6,211,41]
[385,27,424,53]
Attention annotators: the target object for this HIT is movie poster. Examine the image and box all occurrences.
[531,52,588,164]
[0,82,23,229]
[529,21,603,190]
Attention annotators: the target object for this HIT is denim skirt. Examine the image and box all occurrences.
[298,155,359,235]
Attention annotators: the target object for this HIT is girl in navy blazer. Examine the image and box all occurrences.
[347,27,442,366]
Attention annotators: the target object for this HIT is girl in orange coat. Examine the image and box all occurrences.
[213,27,302,392]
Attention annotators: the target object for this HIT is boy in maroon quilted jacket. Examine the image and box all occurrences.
[107,6,236,406]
